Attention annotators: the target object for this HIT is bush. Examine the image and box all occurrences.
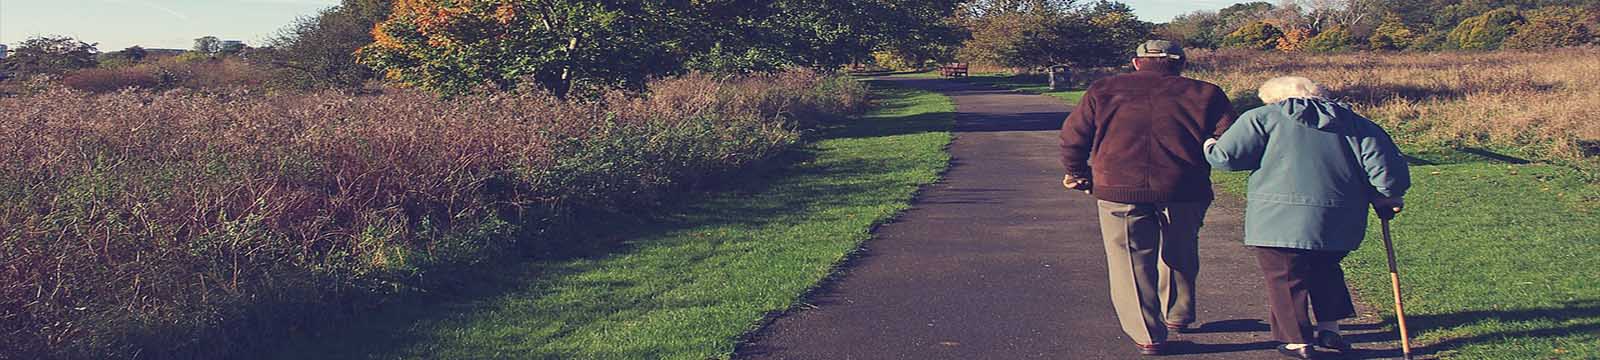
[59,67,161,92]
[1275,27,1312,52]
[1503,6,1597,50]
[1222,21,1284,50]
[1407,31,1451,52]
[1370,15,1421,51]
[1301,27,1354,53]
[57,57,274,93]
[0,69,866,359]
[1448,7,1524,50]
[871,50,921,71]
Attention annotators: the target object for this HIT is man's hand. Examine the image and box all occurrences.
[1373,197,1404,220]
[1063,174,1092,194]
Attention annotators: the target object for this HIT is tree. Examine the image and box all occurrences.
[1222,21,1286,50]
[0,36,99,80]
[360,0,961,96]
[1159,11,1223,48]
[258,0,392,89]
[1298,0,1384,37]
[1447,7,1524,50]
[119,46,148,62]
[1078,1,1153,67]
[1369,13,1421,50]
[1301,26,1355,52]
[193,36,222,54]
[1503,6,1596,49]
[959,0,1150,70]
[1216,2,1278,35]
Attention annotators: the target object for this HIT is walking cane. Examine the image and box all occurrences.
[1378,208,1414,360]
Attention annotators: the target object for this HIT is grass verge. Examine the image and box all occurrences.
[895,72,1086,104]
[267,82,954,359]
[1215,162,1599,359]
[971,72,1599,359]
[957,72,1086,104]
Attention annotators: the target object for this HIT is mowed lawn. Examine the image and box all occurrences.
[1215,158,1600,359]
[268,83,954,359]
[962,72,1599,358]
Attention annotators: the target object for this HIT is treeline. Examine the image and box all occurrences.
[1158,0,1600,52]
[1,0,964,96]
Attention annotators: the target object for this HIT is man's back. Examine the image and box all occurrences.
[1059,70,1236,204]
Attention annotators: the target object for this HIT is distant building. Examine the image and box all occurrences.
[0,44,8,60]
[221,40,246,53]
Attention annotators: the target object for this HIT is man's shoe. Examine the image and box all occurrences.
[1136,342,1167,356]
[1276,344,1318,359]
[1315,330,1351,353]
[1165,322,1193,334]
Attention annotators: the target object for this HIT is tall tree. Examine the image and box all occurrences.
[193,36,222,54]
[958,0,1151,69]
[359,0,961,96]
[259,0,392,89]
[0,36,99,80]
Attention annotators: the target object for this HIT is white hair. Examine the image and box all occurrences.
[1258,76,1328,104]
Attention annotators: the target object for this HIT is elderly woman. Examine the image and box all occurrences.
[1204,77,1411,359]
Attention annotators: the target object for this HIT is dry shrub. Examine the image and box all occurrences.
[58,56,273,93]
[1187,48,1600,160]
[60,67,161,92]
[0,69,866,359]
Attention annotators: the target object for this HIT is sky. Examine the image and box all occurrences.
[0,0,1250,51]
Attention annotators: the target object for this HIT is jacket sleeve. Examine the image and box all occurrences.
[1208,86,1238,138]
[1059,88,1097,178]
[1354,120,1412,198]
[1205,112,1266,171]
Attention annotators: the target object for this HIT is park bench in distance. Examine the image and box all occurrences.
[941,63,968,78]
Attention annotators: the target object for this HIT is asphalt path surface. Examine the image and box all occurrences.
[736,77,1400,359]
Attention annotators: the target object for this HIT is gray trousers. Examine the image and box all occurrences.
[1095,200,1210,344]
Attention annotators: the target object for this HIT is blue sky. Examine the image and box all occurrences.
[0,0,1249,51]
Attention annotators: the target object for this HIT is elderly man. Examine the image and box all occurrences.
[1059,40,1237,355]
[1205,76,1410,359]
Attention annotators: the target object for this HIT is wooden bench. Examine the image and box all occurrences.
[940,63,968,78]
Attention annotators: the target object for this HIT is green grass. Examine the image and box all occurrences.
[955,72,1086,104]
[267,82,954,359]
[968,72,1600,358]
[1216,162,1600,359]
[891,71,1087,104]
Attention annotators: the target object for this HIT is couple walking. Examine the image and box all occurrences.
[1058,40,1412,358]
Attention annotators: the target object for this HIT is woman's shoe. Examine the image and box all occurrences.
[1276,344,1317,359]
[1315,330,1351,353]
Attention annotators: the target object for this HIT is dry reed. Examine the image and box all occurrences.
[0,70,866,359]
[1187,48,1600,161]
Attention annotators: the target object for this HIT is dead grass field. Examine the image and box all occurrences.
[1188,48,1600,164]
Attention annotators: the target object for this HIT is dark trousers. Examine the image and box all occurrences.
[1253,246,1356,344]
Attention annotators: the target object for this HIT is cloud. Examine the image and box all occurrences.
[100,0,190,20]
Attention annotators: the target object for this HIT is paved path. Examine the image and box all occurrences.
[736,77,1397,359]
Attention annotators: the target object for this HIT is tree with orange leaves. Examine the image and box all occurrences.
[358,0,963,97]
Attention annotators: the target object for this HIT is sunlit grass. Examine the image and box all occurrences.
[268,82,955,359]
[970,66,1599,359]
